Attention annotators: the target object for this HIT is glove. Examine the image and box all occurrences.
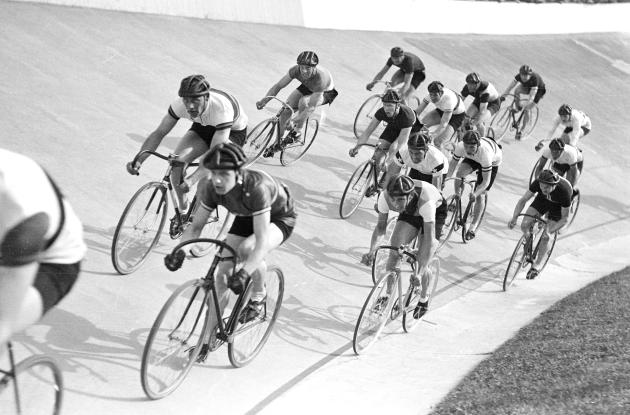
[349,147,359,157]
[360,253,374,266]
[164,249,186,271]
[534,141,544,152]
[126,161,140,176]
[366,81,375,91]
[228,269,250,295]
[256,99,268,110]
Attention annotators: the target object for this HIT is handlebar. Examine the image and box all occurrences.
[258,96,295,118]
[516,213,548,225]
[131,150,200,168]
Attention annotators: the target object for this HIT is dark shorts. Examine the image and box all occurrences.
[397,199,447,240]
[296,85,338,106]
[553,161,584,175]
[435,110,466,130]
[530,195,562,222]
[532,88,546,103]
[472,98,501,115]
[34,262,81,314]
[228,212,297,244]
[409,168,433,184]
[190,123,248,147]
[393,69,426,89]
[461,159,499,191]
[562,126,590,137]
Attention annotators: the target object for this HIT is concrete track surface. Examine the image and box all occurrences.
[1,2,629,414]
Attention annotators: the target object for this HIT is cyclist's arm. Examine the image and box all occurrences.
[524,86,538,107]
[446,156,458,178]
[416,220,436,276]
[534,156,548,179]
[137,113,178,164]
[566,164,580,188]
[472,169,491,198]
[241,211,273,275]
[501,79,517,97]
[388,127,412,160]
[367,212,389,256]
[509,190,535,225]
[399,72,414,96]
[415,98,429,116]
[371,65,390,84]
[433,110,453,138]
[262,74,292,100]
[353,117,381,150]
[567,117,581,146]
[548,206,570,233]
[545,116,561,141]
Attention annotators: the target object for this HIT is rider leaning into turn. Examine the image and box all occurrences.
[536,103,592,150]
[460,72,501,137]
[534,138,583,190]
[414,81,467,149]
[508,169,573,280]
[446,130,502,241]
[500,65,546,139]
[257,51,338,157]
[366,46,426,105]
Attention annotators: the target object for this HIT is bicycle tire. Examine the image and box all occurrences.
[490,105,513,142]
[562,191,581,232]
[111,182,168,275]
[141,279,210,400]
[533,230,558,275]
[437,195,459,251]
[353,95,384,140]
[353,272,398,355]
[189,209,232,258]
[486,126,495,141]
[280,117,319,166]
[520,105,539,138]
[369,217,399,284]
[227,267,284,367]
[402,257,440,332]
[2,355,64,415]
[339,160,373,219]
[242,119,275,166]
[529,157,547,186]
[503,235,529,291]
[461,193,487,243]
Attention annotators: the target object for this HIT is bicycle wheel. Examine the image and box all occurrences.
[339,161,374,219]
[111,182,168,275]
[0,355,63,415]
[461,194,487,244]
[228,267,284,367]
[486,126,495,141]
[532,230,558,275]
[189,209,232,258]
[490,105,513,142]
[561,191,580,233]
[520,105,539,138]
[402,257,440,332]
[242,119,275,166]
[353,272,398,355]
[353,95,384,139]
[141,279,210,400]
[437,195,458,251]
[503,235,530,291]
[280,117,319,166]
[529,158,547,186]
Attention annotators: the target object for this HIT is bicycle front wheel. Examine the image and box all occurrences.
[402,257,440,333]
[280,117,319,166]
[503,235,529,291]
[353,95,384,139]
[339,161,373,219]
[562,191,581,233]
[141,279,210,400]
[461,194,487,243]
[111,182,168,275]
[0,355,63,415]
[521,105,539,138]
[533,231,558,275]
[242,119,275,166]
[437,195,459,251]
[190,208,233,258]
[228,267,284,367]
[491,102,513,142]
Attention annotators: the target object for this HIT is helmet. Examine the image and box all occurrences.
[558,104,572,116]
[462,130,481,146]
[465,72,481,84]
[537,169,560,185]
[390,47,404,58]
[519,65,533,76]
[297,51,319,67]
[408,132,431,150]
[202,143,247,170]
[381,90,401,104]
[387,175,415,197]
[178,75,211,98]
[549,138,565,151]
[427,81,444,94]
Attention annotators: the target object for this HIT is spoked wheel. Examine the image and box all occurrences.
[339,161,374,219]
[280,117,319,166]
[141,279,210,400]
[486,126,495,141]
[503,235,530,291]
[528,158,547,186]
[353,95,384,139]
[437,195,459,251]
[562,191,581,233]
[520,105,540,138]
[490,103,513,142]
[402,257,440,332]
[111,182,168,275]
[189,209,233,258]
[1,355,64,414]
[532,230,558,275]
[353,272,398,355]
[461,193,487,243]
[228,267,284,368]
[242,119,275,167]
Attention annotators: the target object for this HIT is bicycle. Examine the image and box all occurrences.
[439,116,495,158]
[140,238,284,399]
[242,96,319,166]
[440,177,488,245]
[111,150,232,275]
[491,94,539,142]
[353,244,440,355]
[339,143,387,219]
[0,342,63,414]
[503,214,558,291]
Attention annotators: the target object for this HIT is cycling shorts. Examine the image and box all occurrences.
[530,195,563,222]
[397,199,447,240]
[460,160,499,191]
[34,262,81,314]
[435,110,466,130]
[189,123,248,148]
[562,126,590,137]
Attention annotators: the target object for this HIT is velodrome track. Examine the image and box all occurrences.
[2,2,630,414]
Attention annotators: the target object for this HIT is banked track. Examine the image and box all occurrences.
[1,2,629,414]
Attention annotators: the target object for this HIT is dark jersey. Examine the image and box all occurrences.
[386,52,425,73]
[460,80,500,103]
[375,105,416,131]
[515,72,546,90]
[529,177,572,208]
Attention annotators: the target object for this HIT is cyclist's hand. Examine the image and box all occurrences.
[349,147,359,157]
[228,269,250,295]
[499,95,506,102]
[164,249,186,271]
[256,99,268,110]
[126,161,140,176]
[366,81,375,91]
[508,218,517,229]
[534,141,544,151]
[360,252,374,266]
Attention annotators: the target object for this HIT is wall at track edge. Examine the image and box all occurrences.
[10,0,630,34]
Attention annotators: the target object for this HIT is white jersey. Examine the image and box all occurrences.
[558,109,591,130]
[422,88,466,115]
[453,137,503,171]
[168,88,248,131]
[376,182,443,222]
[0,149,86,264]
[394,144,449,176]
[542,144,583,165]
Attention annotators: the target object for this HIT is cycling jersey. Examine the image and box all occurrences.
[394,144,448,177]
[529,177,572,208]
[542,145,583,165]
[461,81,500,105]
[376,182,443,223]
[375,105,417,143]
[452,137,503,171]
[515,72,546,91]
[168,88,248,131]
[421,88,466,115]
[288,65,334,93]
[553,109,592,133]
[0,148,86,265]
[386,52,425,73]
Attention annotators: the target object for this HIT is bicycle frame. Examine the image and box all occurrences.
[0,342,21,412]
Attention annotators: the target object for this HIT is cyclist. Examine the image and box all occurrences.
[371,175,446,318]
[366,46,426,104]
[536,104,592,149]
[533,138,583,189]
[500,65,546,139]
[349,90,421,193]
[0,148,86,347]
[126,74,248,211]
[164,143,296,351]
[414,81,467,148]
[508,169,572,280]
[461,72,501,137]
[256,51,337,157]
[446,130,502,241]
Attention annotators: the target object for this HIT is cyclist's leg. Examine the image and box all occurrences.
[470,166,497,233]
[172,128,211,210]
[420,109,442,143]
[513,84,527,111]
[294,93,324,132]
[454,161,474,197]
[0,264,40,346]
[385,217,417,293]
[390,69,405,87]
[405,70,425,105]
[281,88,303,134]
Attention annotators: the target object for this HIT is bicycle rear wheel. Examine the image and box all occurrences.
[353,95,384,139]
[0,355,63,415]
[353,272,398,355]
[111,182,168,275]
[503,235,530,291]
[520,105,539,138]
[490,105,513,142]
[141,279,209,399]
[437,195,458,251]
[280,117,319,166]
[228,267,284,368]
[402,257,440,332]
[242,119,275,166]
[339,161,373,219]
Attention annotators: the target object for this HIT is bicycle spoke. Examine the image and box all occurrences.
[353,272,397,355]
[280,118,318,166]
[339,161,373,219]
